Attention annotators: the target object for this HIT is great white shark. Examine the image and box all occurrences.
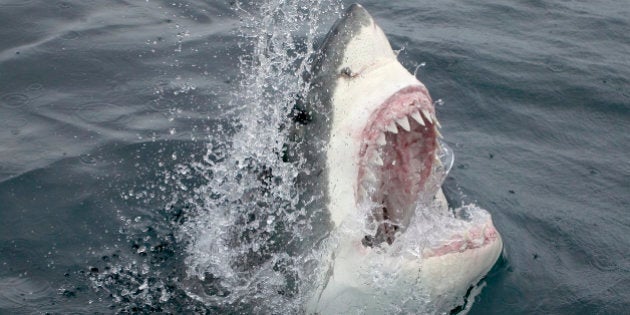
[288,4,503,313]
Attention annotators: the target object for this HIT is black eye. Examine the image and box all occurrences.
[340,67,354,77]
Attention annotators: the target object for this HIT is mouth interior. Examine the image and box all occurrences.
[358,89,439,246]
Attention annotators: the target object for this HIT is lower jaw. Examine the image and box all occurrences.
[417,234,504,310]
[422,223,501,258]
[331,227,503,296]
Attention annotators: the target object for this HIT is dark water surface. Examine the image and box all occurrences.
[1,0,628,314]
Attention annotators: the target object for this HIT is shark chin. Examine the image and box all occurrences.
[293,3,503,314]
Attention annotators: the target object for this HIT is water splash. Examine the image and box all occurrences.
[170,0,342,312]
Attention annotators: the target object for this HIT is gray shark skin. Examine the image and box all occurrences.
[291,4,503,314]
[288,5,373,212]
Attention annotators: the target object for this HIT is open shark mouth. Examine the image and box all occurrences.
[356,85,500,255]
[357,85,440,246]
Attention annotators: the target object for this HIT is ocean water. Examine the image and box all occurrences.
[0,0,628,314]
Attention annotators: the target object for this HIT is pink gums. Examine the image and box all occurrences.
[357,85,436,198]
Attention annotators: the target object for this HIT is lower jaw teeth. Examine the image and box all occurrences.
[376,133,386,145]
[372,154,384,166]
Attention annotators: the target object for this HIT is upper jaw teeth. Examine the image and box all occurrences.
[433,116,441,128]
[385,121,398,134]
[376,133,386,145]
[395,116,411,131]
[410,110,425,126]
[371,154,384,166]
[360,106,443,199]
[366,106,441,168]
[421,109,433,124]
[378,107,439,139]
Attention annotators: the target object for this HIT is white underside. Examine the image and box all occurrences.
[310,240,503,314]
[308,192,503,314]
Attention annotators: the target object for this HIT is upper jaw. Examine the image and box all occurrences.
[356,85,442,245]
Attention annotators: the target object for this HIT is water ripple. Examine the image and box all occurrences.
[0,115,28,129]
[76,102,131,124]
[0,277,55,309]
[0,93,29,108]
[79,154,98,165]
[57,2,71,9]
[589,253,619,272]
[60,31,80,40]
[0,0,34,7]
[498,284,524,306]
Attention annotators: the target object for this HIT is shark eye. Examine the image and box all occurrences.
[340,67,355,78]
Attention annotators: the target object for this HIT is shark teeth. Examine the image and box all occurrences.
[368,105,444,171]
[410,110,425,126]
[377,107,440,140]
[373,107,442,149]
[435,128,443,139]
[376,133,386,145]
[364,168,378,182]
[434,116,442,128]
[421,109,433,124]
[385,121,398,134]
[395,116,411,131]
[372,154,384,166]
[434,153,444,169]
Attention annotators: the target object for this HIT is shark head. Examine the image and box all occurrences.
[304,4,503,313]
[316,4,441,240]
